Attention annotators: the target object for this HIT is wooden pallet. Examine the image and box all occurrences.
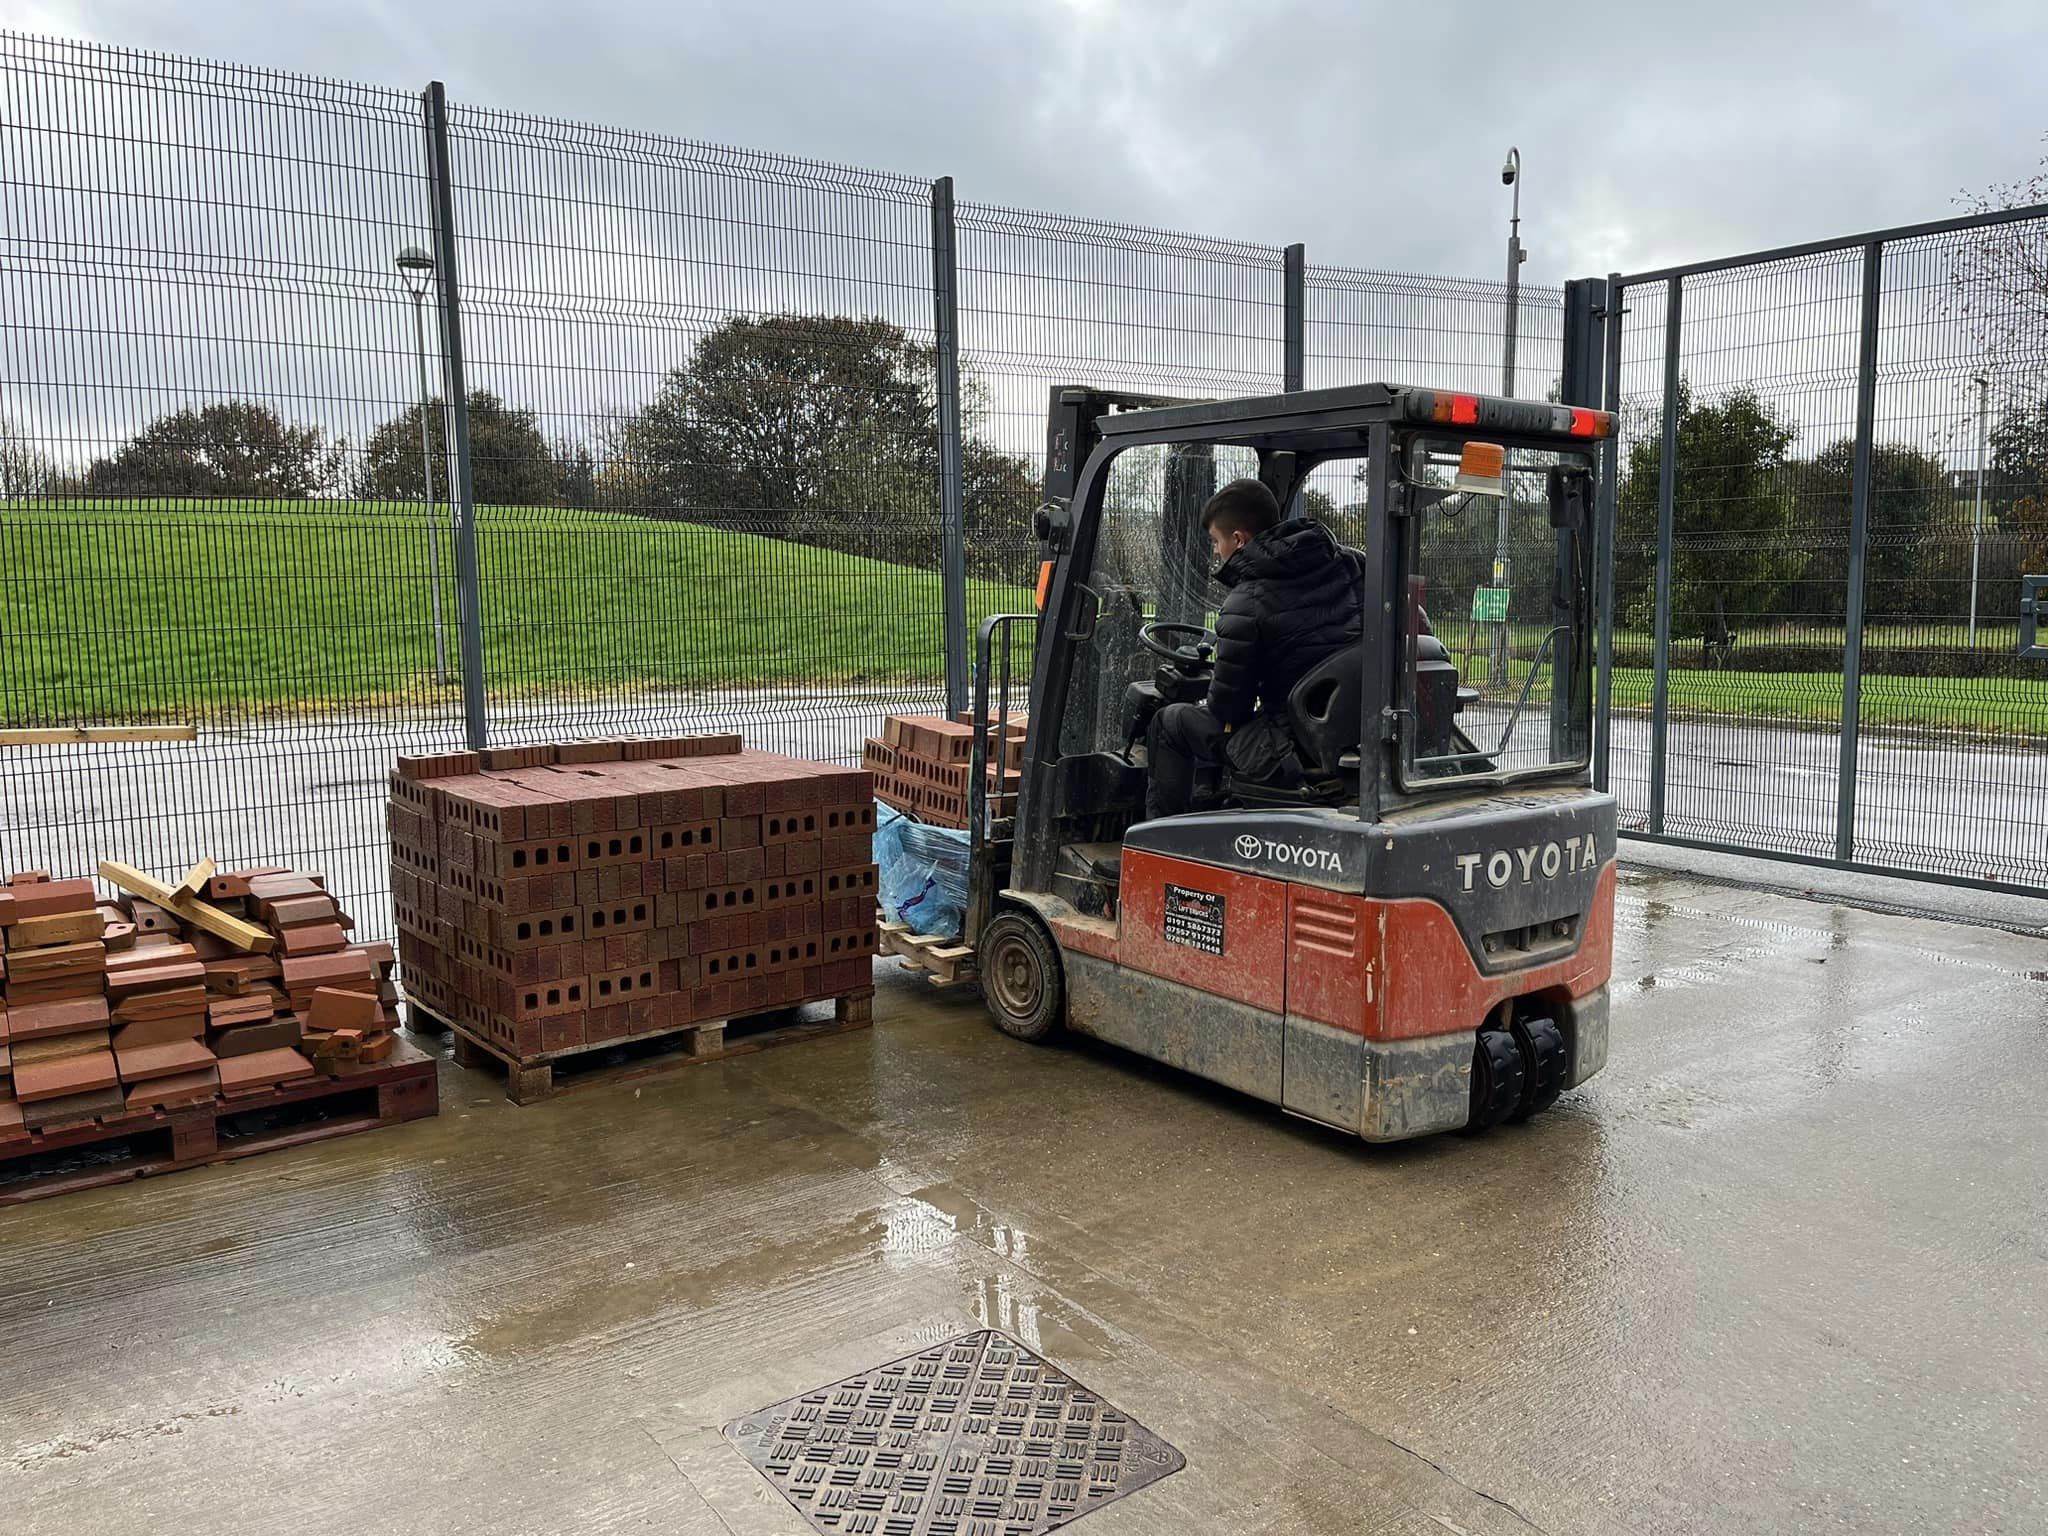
[411,988,874,1105]
[0,1041,439,1207]
[877,918,978,987]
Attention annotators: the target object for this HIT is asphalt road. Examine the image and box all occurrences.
[4,863,2043,1535]
[1604,711,2048,888]
[2,690,2042,932]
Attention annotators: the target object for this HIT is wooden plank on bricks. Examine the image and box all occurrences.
[174,857,218,903]
[98,861,275,954]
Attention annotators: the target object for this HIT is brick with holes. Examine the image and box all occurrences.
[588,963,658,1006]
[476,906,573,952]
[581,897,655,939]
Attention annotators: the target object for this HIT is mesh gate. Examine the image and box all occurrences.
[1600,204,2048,892]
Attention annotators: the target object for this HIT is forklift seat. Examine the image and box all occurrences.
[1283,630,1461,775]
[1228,639,1364,809]
[1284,638,1367,777]
[1229,632,1457,807]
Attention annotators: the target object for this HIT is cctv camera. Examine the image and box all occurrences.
[1501,167,1516,185]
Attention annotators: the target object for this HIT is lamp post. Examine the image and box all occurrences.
[396,244,447,685]
[1969,374,1989,648]
[1492,147,1525,688]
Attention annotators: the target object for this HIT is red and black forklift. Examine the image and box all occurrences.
[953,381,1616,1142]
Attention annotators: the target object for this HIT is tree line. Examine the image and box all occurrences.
[9,307,2046,646]
[4,313,1041,583]
[1614,381,2048,667]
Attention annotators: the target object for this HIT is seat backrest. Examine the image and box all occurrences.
[1286,634,1459,775]
[1285,641,1365,775]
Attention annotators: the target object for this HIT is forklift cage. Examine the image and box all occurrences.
[970,376,1615,919]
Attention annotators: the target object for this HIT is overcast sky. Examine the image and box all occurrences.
[7,0,2046,288]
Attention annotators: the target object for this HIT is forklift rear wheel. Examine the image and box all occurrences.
[1465,1027,1526,1132]
[1509,1015,1567,1121]
[979,911,1064,1043]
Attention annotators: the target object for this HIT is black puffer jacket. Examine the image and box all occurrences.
[1207,518,1364,727]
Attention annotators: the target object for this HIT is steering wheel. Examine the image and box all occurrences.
[1138,621,1218,667]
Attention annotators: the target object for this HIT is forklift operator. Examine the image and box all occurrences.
[1143,478,1366,819]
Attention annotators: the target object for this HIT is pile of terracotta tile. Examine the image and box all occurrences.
[864,712,1025,829]
[219,866,402,1073]
[388,733,878,1063]
[0,864,398,1141]
[0,875,120,1133]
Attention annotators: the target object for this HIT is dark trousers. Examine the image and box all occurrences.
[1145,702,1228,820]
[1146,704,1303,820]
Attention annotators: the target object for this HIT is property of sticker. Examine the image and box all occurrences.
[1162,883,1225,955]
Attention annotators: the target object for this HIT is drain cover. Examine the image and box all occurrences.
[722,1329,1184,1534]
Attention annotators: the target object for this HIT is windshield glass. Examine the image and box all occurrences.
[1399,438,1595,788]
[1058,441,1258,758]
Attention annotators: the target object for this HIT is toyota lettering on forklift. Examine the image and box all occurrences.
[951,381,1616,1142]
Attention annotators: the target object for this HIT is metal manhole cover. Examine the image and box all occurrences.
[722,1329,1185,1534]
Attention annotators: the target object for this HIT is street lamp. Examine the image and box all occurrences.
[1969,374,1990,648]
[1501,147,1522,400]
[396,244,447,686]
[1492,147,1526,688]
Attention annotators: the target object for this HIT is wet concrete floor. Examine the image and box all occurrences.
[3,865,2043,1535]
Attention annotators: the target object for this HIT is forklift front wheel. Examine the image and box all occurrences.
[979,911,1065,1044]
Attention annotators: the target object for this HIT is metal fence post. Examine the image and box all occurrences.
[1283,243,1305,391]
[1837,240,1884,863]
[1650,275,1683,833]
[423,81,487,752]
[1594,273,1625,792]
[931,176,969,720]
[1558,277,1607,762]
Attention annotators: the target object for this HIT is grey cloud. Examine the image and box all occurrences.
[17,0,2045,287]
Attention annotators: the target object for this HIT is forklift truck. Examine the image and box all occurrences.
[957,382,1616,1141]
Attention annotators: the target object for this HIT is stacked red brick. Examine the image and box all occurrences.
[0,875,117,1133]
[389,735,879,1061]
[0,866,400,1140]
[865,712,1025,829]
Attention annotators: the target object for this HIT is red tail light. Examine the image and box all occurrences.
[1427,391,1483,426]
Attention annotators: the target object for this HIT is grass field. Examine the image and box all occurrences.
[4,500,2045,736]
[0,502,1031,723]
[1605,666,2048,738]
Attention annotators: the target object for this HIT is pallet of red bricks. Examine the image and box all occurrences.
[0,861,437,1203]
[863,711,1026,829]
[389,733,879,1102]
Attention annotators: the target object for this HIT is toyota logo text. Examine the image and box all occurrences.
[1230,834,1343,876]
[1455,834,1600,890]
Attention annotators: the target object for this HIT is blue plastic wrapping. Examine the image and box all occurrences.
[874,802,971,939]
